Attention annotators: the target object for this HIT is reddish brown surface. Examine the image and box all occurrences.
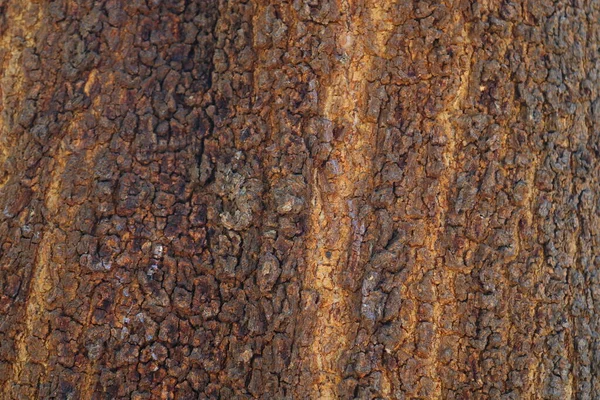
[1,0,600,398]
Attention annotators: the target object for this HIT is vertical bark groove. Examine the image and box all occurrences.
[301,1,395,397]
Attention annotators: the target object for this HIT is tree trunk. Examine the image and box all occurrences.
[0,0,599,398]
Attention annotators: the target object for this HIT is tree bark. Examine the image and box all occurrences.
[1,0,599,398]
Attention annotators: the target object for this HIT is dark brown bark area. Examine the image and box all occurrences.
[0,0,599,399]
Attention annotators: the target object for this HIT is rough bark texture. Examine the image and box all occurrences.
[1,0,599,398]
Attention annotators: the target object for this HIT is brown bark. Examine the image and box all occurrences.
[0,0,599,398]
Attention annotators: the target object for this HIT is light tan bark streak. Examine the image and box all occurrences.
[303,1,394,398]
[1,2,46,396]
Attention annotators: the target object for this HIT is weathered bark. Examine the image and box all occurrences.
[0,0,599,398]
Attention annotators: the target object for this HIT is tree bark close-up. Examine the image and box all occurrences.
[1,0,600,398]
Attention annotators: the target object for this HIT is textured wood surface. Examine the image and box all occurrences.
[0,0,599,398]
